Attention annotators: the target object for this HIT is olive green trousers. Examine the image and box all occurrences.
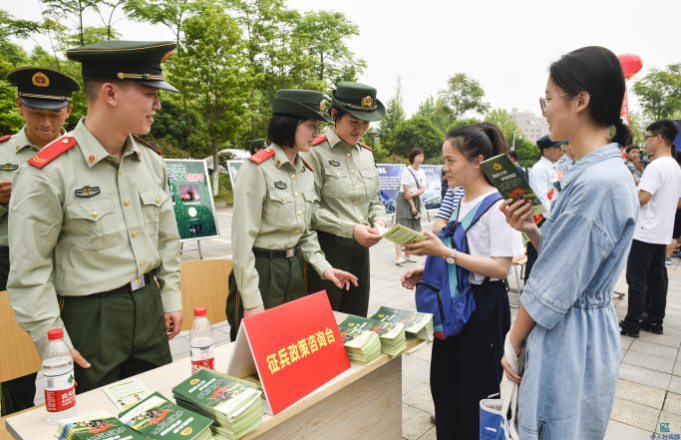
[306,231,370,317]
[226,252,307,341]
[60,280,172,394]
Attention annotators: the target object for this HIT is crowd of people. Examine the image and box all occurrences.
[1,39,680,440]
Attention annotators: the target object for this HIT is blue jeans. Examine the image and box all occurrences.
[623,239,668,330]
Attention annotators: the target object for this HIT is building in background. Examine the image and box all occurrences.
[511,108,550,142]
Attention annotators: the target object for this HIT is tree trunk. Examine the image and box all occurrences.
[251,91,255,139]
[212,137,219,196]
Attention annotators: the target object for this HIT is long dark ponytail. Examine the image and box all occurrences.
[549,46,632,147]
[445,122,507,185]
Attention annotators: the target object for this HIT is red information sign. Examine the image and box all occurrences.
[226,292,350,415]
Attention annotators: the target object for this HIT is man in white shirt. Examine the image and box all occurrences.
[621,120,681,337]
[524,135,565,281]
[557,142,577,175]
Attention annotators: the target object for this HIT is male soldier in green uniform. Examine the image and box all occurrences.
[226,90,357,341]
[302,82,387,316]
[0,67,79,416]
[249,139,266,156]
[8,41,183,394]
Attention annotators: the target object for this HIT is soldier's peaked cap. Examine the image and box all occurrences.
[7,66,80,111]
[66,41,179,93]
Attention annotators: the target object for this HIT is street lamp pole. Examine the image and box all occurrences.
[512,132,523,151]
[368,130,378,149]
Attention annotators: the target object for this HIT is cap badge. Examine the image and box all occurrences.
[32,72,50,88]
[161,49,176,63]
[361,95,373,108]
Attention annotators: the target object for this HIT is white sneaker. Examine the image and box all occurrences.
[404,256,418,263]
[395,258,407,265]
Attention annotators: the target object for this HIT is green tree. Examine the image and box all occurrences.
[296,10,366,90]
[391,117,444,159]
[415,95,454,133]
[631,64,681,121]
[379,76,406,152]
[144,94,209,158]
[42,0,106,46]
[445,117,480,133]
[484,108,520,146]
[627,111,646,147]
[515,138,540,167]
[57,25,121,49]
[0,10,41,63]
[169,5,252,195]
[439,73,489,120]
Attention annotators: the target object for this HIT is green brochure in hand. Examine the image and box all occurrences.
[369,307,434,340]
[54,411,146,440]
[479,153,546,216]
[118,392,213,440]
[376,224,428,245]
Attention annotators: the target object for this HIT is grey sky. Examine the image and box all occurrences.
[7,0,681,123]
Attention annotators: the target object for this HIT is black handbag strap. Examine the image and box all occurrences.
[407,167,421,190]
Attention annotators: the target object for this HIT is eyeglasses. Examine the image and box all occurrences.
[539,94,571,113]
[644,134,659,141]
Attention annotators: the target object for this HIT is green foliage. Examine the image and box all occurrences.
[146,94,209,158]
[439,73,489,120]
[379,76,406,152]
[484,108,520,146]
[627,111,647,147]
[390,117,444,159]
[380,153,409,165]
[415,95,454,133]
[446,117,480,133]
[514,137,540,167]
[0,10,41,62]
[56,26,121,49]
[424,156,443,165]
[145,137,191,158]
[42,0,108,46]
[631,64,681,121]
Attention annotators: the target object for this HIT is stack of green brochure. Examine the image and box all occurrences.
[118,392,213,440]
[55,411,146,440]
[172,368,264,440]
[338,316,382,364]
[370,307,434,340]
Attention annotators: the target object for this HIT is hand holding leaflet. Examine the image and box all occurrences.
[479,154,546,216]
[376,224,428,245]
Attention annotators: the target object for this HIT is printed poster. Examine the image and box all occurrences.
[165,159,220,242]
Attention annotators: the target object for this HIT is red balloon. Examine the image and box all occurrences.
[618,53,643,80]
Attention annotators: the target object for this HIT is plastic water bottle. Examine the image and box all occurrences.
[43,329,76,424]
[190,307,215,375]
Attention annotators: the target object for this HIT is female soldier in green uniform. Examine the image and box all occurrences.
[226,89,358,341]
[302,82,387,316]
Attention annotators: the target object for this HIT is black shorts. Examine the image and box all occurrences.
[674,209,681,240]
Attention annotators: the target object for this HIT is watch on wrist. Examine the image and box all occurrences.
[446,249,457,264]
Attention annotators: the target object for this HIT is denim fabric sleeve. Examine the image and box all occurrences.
[520,212,615,329]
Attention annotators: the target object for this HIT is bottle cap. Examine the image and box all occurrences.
[47,329,64,340]
[194,307,207,317]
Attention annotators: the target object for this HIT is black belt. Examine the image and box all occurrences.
[106,271,155,294]
[253,247,297,259]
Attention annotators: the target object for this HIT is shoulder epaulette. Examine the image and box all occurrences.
[0,135,11,143]
[312,135,327,146]
[248,148,275,164]
[27,136,77,169]
[359,142,373,152]
[132,134,164,156]
[301,157,314,172]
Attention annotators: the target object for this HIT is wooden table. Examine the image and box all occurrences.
[4,313,424,440]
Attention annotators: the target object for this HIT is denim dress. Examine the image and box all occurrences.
[519,144,639,439]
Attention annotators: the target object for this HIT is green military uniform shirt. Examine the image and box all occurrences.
[0,126,65,246]
[8,119,182,355]
[232,143,332,309]
[301,126,387,238]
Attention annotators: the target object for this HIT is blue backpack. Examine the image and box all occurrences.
[415,192,502,339]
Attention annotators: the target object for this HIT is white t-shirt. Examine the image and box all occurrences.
[454,190,525,284]
[400,167,426,193]
[634,156,681,245]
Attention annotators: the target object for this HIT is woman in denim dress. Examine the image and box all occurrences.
[500,46,639,439]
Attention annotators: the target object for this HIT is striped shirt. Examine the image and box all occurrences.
[435,187,465,221]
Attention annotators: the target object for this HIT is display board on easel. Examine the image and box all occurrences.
[165,159,220,259]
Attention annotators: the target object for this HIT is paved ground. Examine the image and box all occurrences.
[32,205,681,439]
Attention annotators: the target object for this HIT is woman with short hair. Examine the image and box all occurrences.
[226,89,358,341]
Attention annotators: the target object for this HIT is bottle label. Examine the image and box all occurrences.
[44,368,76,412]
[190,344,215,374]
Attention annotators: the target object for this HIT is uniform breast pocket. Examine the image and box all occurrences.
[139,188,166,236]
[359,168,378,197]
[303,191,316,225]
[265,190,295,226]
[66,198,120,249]
[323,167,347,199]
